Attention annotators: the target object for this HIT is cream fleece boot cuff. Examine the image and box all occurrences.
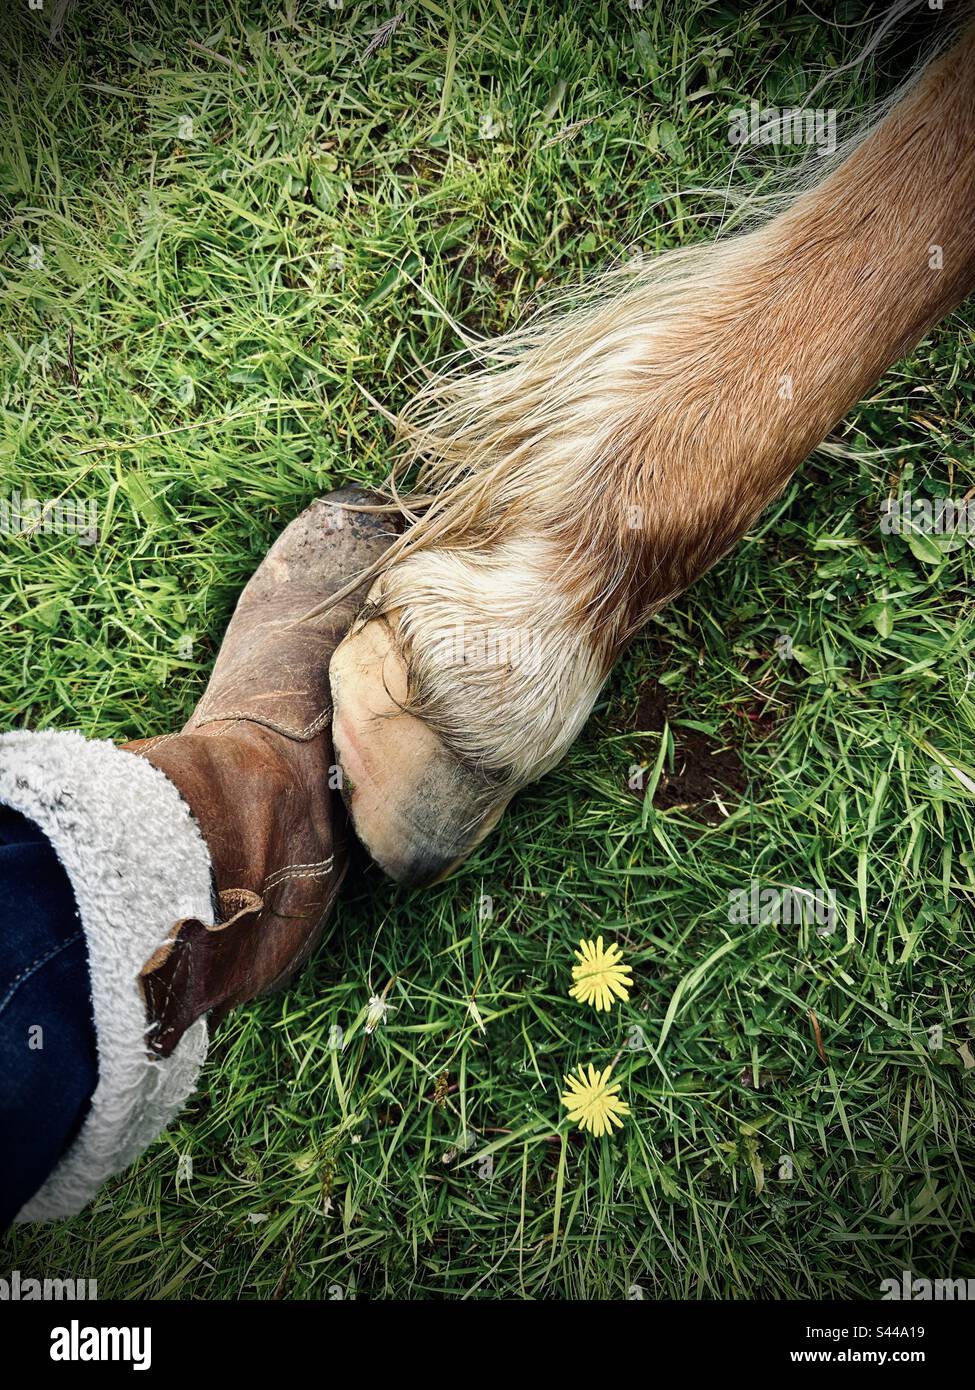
[0,729,214,1222]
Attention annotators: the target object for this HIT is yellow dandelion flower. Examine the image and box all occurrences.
[568,935,633,1012]
[560,1063,631,1138]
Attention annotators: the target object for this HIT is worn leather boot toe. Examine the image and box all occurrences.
[125,488,398,1057]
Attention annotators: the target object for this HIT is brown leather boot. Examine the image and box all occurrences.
[124,489,398,1058]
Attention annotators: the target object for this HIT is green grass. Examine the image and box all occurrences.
[2,0,974,1299]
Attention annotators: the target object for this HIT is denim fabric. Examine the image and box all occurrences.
[0,805,97,1228]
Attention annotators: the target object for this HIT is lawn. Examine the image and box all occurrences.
[1,0,974,1299]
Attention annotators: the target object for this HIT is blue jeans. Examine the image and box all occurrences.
[0,805,98,1228]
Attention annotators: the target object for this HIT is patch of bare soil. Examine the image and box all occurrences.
[625,681,748,825]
